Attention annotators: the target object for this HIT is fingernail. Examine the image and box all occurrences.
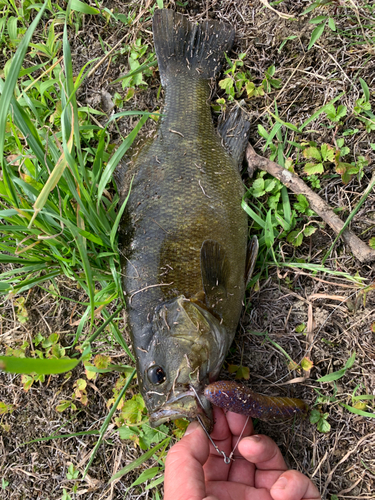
[273,476,288,490]
[184,422,200,436]
[248,434,261,442]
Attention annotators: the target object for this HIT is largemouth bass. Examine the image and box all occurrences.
[116,9,257,429]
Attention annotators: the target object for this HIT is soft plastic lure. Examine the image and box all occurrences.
[204,380,308,420]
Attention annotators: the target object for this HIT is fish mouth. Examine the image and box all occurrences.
[149,387,213,430]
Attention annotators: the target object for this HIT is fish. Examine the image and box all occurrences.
[115,9,257,430]
[204,380,309,420]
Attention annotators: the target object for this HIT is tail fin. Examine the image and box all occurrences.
[152,9,235,86]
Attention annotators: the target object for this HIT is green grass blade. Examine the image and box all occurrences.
[340,403,375,418]
[97,115,148,206]
[281,186,292,227]
[264,209,274,249]
[268,112,300,133]
[0,0,48,165]
[317,353,356,382]
[308,22,325,50]
[28,129,74,228]
[71,0,100,15]
[22,430,100,446]
[359,77,370,102]
[299,92,344,131]
[110,438,170,482]
[271,262,364,285]
[110,175,134,250]
[242,199,265,229]
[63,19,84,173]
[111,60,158,86]
[83,369,136,479]
[322,171,375,265]
[0,356,80,374]
[84,306,123,346]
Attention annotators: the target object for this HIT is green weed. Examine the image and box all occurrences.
[310,408,331,433]
[217,54,280,104]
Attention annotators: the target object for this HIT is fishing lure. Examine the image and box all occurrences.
[204,380,308,420]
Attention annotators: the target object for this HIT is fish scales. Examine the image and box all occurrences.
[116,9,252,428]
[124,77,247,326]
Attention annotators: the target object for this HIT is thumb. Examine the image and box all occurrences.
[185,421,202,436]
[164,421,209,500]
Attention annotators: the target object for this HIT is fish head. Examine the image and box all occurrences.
[139,295,228,429]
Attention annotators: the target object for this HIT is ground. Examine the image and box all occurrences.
[1,1,375,499]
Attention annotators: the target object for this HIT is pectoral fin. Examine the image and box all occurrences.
[200,240,229,311]
[245,236,259,286]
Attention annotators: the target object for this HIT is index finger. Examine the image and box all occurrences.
[164,422,209,500]
[238,434,288,472]
[204,408,254,482]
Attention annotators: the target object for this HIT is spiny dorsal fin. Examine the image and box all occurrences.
[200,240,229,311]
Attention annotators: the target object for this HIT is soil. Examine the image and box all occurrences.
[1,1,375,499]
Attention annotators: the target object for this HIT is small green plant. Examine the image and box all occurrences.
[115,38,156,101]
[21,373,45,392]
[5,341,28,358]
[227,363,250,380]
[14,297,28,324]
[115,394,170,450]
[218,55,281,102]
[1,478,9,490]
[307,15,336,50]
[295,323,306,333]
[325,103,347,123]
[33,333,67,359]
[316,353,356,383]
[310,408,331,433]
[302,1,339,50]
[61,489,72,500]
[302,143,336,175]
[301,140,367,184]
[0,402,14,415]
[353,78,375,133]
[66,464,80,480]
[262,65,282,93]
[56,399,77,413]
[306,175,321,189]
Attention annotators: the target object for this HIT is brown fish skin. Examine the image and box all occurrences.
[204,380,309,420]
[116,10,253,428]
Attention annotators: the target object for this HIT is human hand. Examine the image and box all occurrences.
[164,407,321,500]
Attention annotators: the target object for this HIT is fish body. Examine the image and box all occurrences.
[116,10,255,428]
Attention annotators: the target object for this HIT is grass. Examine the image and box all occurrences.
[0,1,375,499]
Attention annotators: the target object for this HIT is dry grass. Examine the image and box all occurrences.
[1,0,375,499]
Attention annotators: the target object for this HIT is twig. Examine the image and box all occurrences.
[128,282,174,303]
[245,143,375,264]
[259,0,294,19]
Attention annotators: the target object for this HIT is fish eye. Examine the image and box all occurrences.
[147,365,166,385]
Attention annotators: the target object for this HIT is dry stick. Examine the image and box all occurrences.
[245,143,375,264]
